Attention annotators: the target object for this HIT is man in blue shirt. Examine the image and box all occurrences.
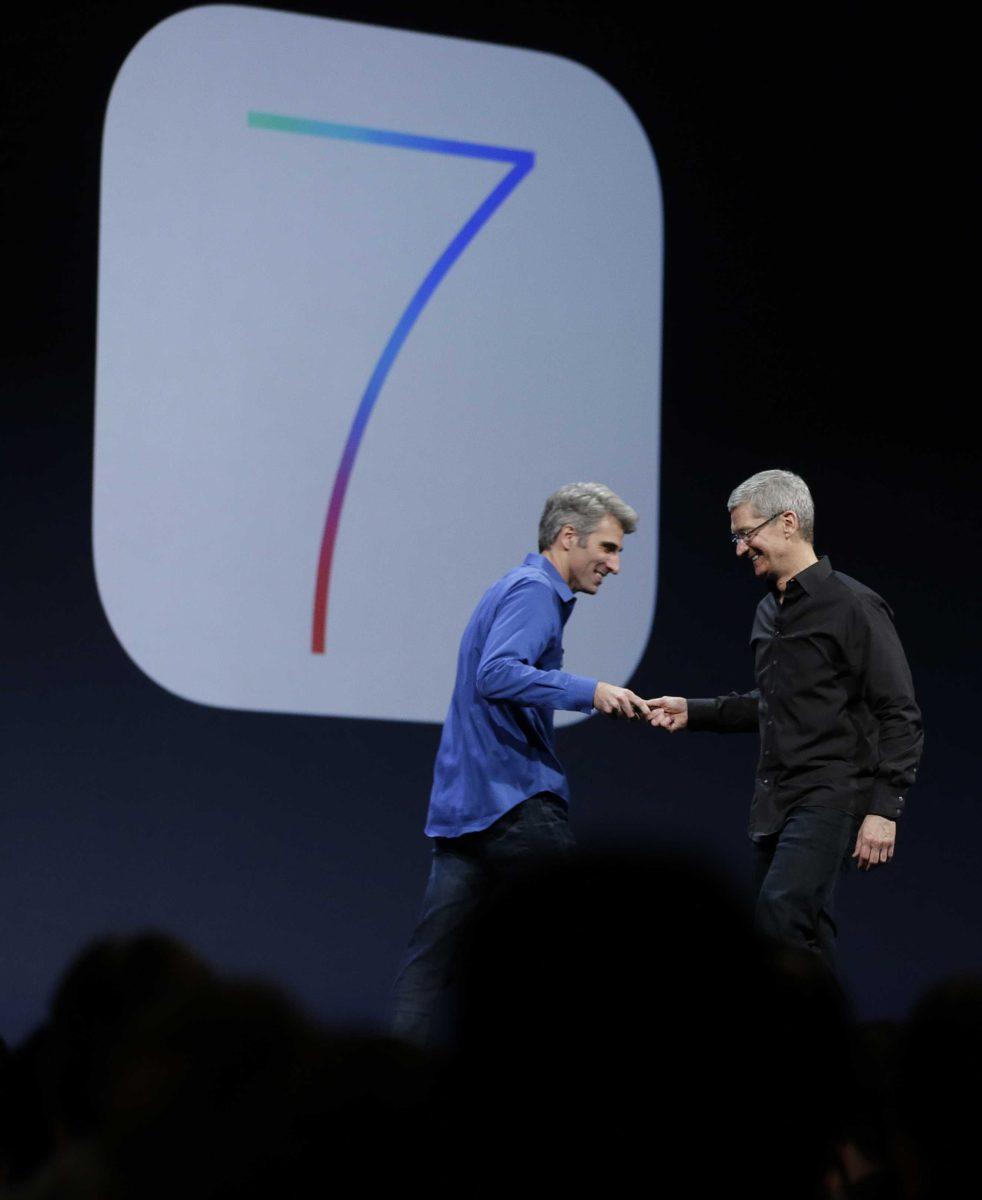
[392,482,649,1044]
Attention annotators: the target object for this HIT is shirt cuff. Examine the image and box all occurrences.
[567,675,598,713]
[684,699,717,730]
[868,781,906,821]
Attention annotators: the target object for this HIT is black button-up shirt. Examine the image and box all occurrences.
[687,557,923,836]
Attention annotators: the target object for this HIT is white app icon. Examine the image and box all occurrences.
[94,4,663,723]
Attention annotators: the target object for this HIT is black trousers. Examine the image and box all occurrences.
[751,803,860,974]
[390,793,574,1046]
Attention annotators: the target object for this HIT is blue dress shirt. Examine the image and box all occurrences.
[425,554,598,837]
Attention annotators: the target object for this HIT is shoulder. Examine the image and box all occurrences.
[826,570,895,622]
[502,570,559,606]
[482,572,561,639]
[482,566,558,610]
[472,566,544,614]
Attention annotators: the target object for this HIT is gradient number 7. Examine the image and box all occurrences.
[248,112,534,653]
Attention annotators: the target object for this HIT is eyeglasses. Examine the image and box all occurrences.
[730,512,782,546]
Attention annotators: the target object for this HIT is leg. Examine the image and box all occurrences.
[754,805,859,975]
[391,795,573,1045]
[390,839,488,1046]
[750,829,778,905]
[480,792,576,877]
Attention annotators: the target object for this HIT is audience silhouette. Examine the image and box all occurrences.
[0,866,975,1198]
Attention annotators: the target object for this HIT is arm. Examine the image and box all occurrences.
[860,596,923,821]
[648,691,759,732]
[852,596,923,869]
[475,580,596,713]
[477,580,649,717]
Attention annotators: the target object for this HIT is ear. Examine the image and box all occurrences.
[560,523,579,548]
[783,510,800,537]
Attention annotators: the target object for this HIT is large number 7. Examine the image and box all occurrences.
[248,111,535,653]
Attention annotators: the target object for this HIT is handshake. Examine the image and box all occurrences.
[593,683,688,731]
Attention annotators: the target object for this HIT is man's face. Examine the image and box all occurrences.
[729,502,786,580]
[566,514,625,594]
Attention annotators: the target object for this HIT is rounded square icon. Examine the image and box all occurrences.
[94,4,662,725]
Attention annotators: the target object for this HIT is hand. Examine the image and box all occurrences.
[646,696,688,732]
[594,682,650,720]
[852,815,896,870]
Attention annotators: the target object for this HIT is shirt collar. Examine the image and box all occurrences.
[523,552,575,603]
[789,555,832,596]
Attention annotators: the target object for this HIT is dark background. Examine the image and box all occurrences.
[1,2,975,1042]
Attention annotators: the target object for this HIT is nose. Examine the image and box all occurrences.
[607,552,620,575]
[735,539,749,557]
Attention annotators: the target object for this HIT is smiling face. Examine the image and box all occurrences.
[565,514,625,594]
[729,502,788,580]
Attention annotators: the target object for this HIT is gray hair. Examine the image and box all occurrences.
[727,469,815,543]
[538,482,638,551]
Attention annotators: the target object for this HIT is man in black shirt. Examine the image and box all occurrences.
[648,469,923,971]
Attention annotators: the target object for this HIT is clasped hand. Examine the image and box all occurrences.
[593,682,651,720]
[645,696,688,731]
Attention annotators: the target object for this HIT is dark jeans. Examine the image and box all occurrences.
[391,793,574,1046]
[751,803,860,975]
